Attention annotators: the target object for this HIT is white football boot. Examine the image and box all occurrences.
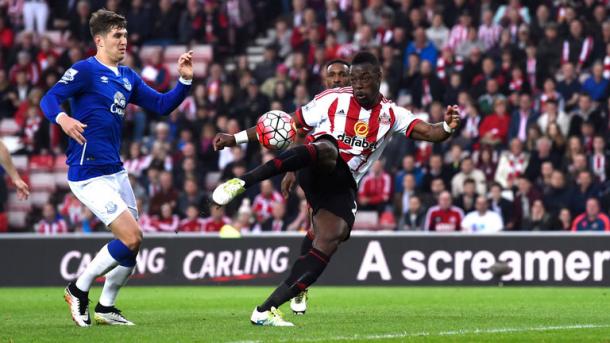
[94,303,135,326]
[290,290,308,315]
[212,178,246,205]
[250,307,294,327]
[64,283,91,327]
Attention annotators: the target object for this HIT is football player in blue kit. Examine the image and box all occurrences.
[40,9,193,327]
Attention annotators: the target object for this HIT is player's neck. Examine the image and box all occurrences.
[95,52,119,68]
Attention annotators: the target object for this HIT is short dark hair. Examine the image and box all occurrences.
[351,51,380,69]
[326,59,350,69]
[89,9,127,38]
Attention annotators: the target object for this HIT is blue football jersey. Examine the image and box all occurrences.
[41,57,191,181]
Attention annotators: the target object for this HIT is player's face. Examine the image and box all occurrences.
[350,64,381,108]
[325,63,349,89]
[100,27,128,63]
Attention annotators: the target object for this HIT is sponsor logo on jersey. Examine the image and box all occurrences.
[354,121,368,137]
[110,91,126,117]
[100,76,109,83]
[59,68,78,84]
[123,77,132,91]
[337,133,377,149]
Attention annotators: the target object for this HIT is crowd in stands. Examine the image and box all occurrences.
[1,0,610,234]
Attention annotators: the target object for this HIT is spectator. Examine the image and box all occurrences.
[178,204,205,232]
[478,9,501,51]
[178,0,204,45]
[537,100,570,138]
[569,170,600,216]
[543,170,571,217]
[149,0,180,44]
[447,11,471,52]
[402,195,426,231]
[261,202,286,232]
[558,207,573,231]
[426,13,449,51]
[495,138,530,189]
[513,176,542,229]
[286,199,311,232]
[421,154,451,193]
[456,27,484,59]
[23,0,50,35]
[569,93,603,137]
[508,93,537,141]
[176,178,205,217]
[424,191,464,232]
[126,0,152,46]
[149,171,179,216]
[141,49,172,92]
[152,202,179,232]
[557,63,580,111]
[233,198,254,233]
[68,0,92,43]
[475,145,498,184]
[581,62,609,103]
[562,19,594,70]
[489,182,513,228]
[522,199,554,231]
[451,157,486,197]
[405,27,438,68]
[479,98,511,146]
[410,60,444,109]
[202,205,231,232]
[571,198,610,232]
[590,136,610,183]
[358,160,392,213]
[454,178,478,213]
[363,0,394,31]
[9,51,40,86]
[395,155,423,193]
[253,180,284,223]
[36,203,68,235]
[76,207,103,233]
[461,195,503,233]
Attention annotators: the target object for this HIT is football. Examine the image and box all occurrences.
[255,110,296,150]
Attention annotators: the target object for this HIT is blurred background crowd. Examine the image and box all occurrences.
[1,0,610,234]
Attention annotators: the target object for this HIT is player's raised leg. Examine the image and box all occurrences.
[212,139,337,205]
[251,209,349,326]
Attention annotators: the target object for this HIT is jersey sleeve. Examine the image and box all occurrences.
[391,105,422,138]
[294,93,338,132]
[130,70,192,116]
[40,61,91,124]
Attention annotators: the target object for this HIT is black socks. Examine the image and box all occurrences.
[242,144,318,188]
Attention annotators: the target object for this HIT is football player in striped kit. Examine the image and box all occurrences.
[212,51,460,326]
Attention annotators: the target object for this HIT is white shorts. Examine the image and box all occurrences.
[68,170,139,227]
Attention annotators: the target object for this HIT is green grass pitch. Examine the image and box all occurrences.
[1,286,609,342]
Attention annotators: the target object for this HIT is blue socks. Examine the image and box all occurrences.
[107,239,137,267]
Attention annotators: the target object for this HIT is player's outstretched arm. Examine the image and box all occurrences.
[410,105,461,142]
[212,110,303,151]
[0,140,30,200]
[131,51,194,116]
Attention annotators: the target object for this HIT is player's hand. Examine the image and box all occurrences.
[213,133,236,151]
[178,50,193,80]
[57,114,87,145]
[281,172,297,199]
[444,105,461,130]
[13,177,30,200]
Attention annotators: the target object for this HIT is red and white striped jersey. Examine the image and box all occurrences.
[295,87,421,184]
[253,191,284,222]
[36,219,68,235]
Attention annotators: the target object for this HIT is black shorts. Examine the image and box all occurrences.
[297,136,358,231]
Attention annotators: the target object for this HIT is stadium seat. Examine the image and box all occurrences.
[29,172,57,192]
[164,45,188,62]
[54,171,69,189]
[7,210,27,228]
[29,155,55,171]
[352,211,379,231]
[0,119,19,135]
[10,155,29,171]
[139,45,163,63]
[30,191,51,207]
[7,192,32,212]
[53,155,68,172]
[45,30,63,46]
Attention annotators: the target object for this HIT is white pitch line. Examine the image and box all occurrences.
[228,324,610,343]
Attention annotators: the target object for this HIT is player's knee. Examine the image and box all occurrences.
[123,230,143,251]
[313,227,347,256]
[313,141,338,172]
